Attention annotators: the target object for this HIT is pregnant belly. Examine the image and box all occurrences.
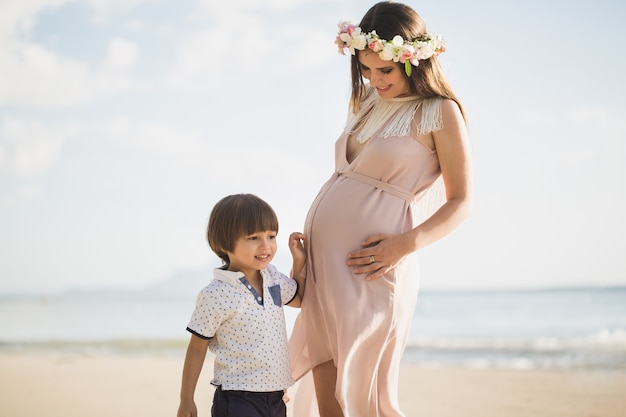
[307,177,405,252]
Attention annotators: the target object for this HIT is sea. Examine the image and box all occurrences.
[1,283,625,372]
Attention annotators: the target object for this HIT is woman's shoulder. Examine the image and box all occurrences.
[422,96,459,112]
[422,97,464,127]
[413,96,443,136]
[437,98,465,128]
[439,97,462,112]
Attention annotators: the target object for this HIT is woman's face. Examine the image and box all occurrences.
[358,50,411,99]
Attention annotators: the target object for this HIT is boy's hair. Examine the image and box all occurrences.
[207,194,279,265]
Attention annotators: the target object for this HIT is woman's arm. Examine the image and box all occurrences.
[347,98,473,280]
[409,98,473,248]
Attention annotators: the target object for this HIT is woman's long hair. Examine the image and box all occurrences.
[350,1,465,121]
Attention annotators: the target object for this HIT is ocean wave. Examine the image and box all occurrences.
[403,329,626,370]
[0,339,189,356]
[406,328,626,352]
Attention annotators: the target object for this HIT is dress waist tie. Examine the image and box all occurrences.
[338,170,416,203]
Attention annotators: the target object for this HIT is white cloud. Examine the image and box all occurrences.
[100,118,211,160]
[95,118,323,186]
[0,0,72,40]
[167,15,333,89]
[125,18,145,30]
[0,117,79,176]
[0,38,136,106]
[85,0,159,24]
[0,0,151,107]
[103,37,140,70]
[1,0,335,103]
[0,116,206,177]
[193,0,309,15]
[168,13,272,88]
[0,115,321,185]
[274,22,334,71]
[0,184,42,209]
[0,119,74,176]
[517,106,626,168]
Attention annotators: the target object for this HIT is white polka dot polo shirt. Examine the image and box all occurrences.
[186,264,298,391]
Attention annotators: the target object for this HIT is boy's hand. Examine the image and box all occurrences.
[177,400,197,417]
[288,232,307,306]
[288,232,306,263]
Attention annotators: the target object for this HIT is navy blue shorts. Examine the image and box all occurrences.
[211,385,286,417]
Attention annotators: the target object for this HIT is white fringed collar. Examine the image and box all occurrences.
[345,88,442,143]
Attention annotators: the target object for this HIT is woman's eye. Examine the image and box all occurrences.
[381,68,392,75]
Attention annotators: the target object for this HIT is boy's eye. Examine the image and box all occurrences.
[246,232,277,240]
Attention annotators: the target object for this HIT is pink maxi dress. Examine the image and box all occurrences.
[288,91,446,417]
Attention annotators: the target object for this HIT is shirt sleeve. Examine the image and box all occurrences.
[268,265,298,305]
[265,265,298,305]
[186,283,229,339]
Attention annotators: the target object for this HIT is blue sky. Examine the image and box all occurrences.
[1,0,624,295]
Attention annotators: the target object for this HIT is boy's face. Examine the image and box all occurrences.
[226,230,277,275]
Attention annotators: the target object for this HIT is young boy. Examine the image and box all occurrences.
[176,193,306,417]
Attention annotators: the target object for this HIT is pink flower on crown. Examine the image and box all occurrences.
[337,22,368,55]
[336,21,356,54]
[368,37,384,53]
[335,20,445,75]
[399,45,415,64]
[378,42,396,61]
[337,21,357,35]
[335,35,346,54]
[392,35,406,62]
[350,32,368,53]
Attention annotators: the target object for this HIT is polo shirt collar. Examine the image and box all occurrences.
[213,267,246,285]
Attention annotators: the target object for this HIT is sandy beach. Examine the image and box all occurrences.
[1,350,625,417]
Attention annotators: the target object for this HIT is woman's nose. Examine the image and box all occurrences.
[370,74,384,86]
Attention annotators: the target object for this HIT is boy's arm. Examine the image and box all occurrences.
[287,232,306,307]
[177,334,210,417]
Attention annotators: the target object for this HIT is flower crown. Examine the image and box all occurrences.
[335,21,445,76]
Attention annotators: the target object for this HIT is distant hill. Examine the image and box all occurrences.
[145,267,215,297]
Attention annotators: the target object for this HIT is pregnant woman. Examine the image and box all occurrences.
[288,2,474,416]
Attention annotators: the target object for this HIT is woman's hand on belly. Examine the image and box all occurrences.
[346,232,415,281]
